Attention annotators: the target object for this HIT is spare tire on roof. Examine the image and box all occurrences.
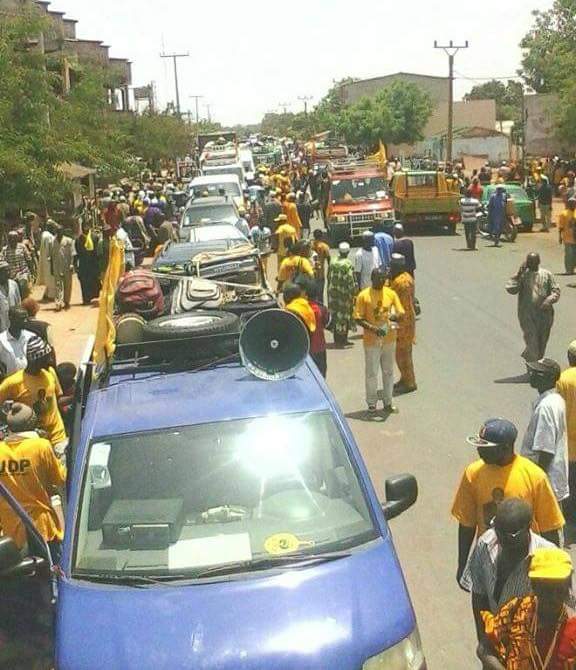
[142,310,240,341]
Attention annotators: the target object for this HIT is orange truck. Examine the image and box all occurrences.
[326,161,395,246]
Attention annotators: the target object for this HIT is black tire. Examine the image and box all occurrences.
[143,310,240,341]
[223,298,279,316]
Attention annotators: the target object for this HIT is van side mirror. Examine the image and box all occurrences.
[382,474,418,520]
[0,536,45,578]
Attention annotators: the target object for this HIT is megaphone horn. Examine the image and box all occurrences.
[239,309,310,381]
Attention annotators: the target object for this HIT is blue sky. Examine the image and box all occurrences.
[50,0,552,125]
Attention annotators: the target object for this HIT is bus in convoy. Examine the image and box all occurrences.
[326,160,395,246]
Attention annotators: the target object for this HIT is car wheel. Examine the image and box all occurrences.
[143,310,240,341]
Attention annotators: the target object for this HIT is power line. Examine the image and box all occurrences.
[454,70,522,83]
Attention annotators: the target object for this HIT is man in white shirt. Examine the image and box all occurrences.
[354,232,381,289]
[0,307,35,377]
[460,188,481,251]
[521,358,569,504]
[115,222,136,271]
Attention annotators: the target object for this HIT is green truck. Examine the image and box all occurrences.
[392,171,461,234]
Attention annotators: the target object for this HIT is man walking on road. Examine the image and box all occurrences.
[488,185,507,247]
[392,224,416,277]
[452,418,564,586]
[373,222,394,270]
[354,232,380,290]
[355,268,404,413]
[520,359,568,507]
[460,188,480,251]
[328,242,357,348]
[537,176,553,232]
[51,226,75,311]
[557,341,576,518]
[389,254,417,393]
[506,253,560,363]
[558,197,576,275]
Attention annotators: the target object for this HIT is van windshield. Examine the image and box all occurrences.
[182,205,237,226]
[331,176,387,202]
[73,412,377,579]
[192,182,241,198]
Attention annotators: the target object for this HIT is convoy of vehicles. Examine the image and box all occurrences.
[326,160,395,246]
[392,170,461,234]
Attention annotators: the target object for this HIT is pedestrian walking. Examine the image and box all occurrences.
[274,214,296,266]
[469,176,484,201]
[0,307,35,377]
[537,175,554,232]
[557,341,576,520]
[283,282,316,335]
[521,359,568,506]
[452,418,564,587]
[311,229,331,302]
[463,498,554,645]
[263,191,283,232]
[0,230,33,289]
[37,221,57,302]
[460,188,480,251]
[277,240,314,292]
[328,242,357,348]
[0,402,66,558]
[354,232,380,290]
[250,220,272,275]
[488,185,507,247]
[354,268,404,413]
[392,224,416,277]
[479,548,576,669]
[506,253,560,362]
[389,254,417,393]
[51,226,75,311]
[297,192,312,240]
[75,222,101,305]
[373,222,394,270]
[115,220,136,272]
[558,198,576,275]
[296,276,330,379]
[283,193,302,239]
[0,261,21,333]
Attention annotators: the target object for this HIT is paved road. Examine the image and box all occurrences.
[327,226,576,668]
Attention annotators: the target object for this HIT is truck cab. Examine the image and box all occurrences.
[0,316,425,670]
[326,162,395,246]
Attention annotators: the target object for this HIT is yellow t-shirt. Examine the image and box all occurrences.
[354,287,405,346]
[278,256,314,284]
[451,455,565,535]
[0,434,66,547]
[312,241,331,280]
[558,210,576,245]
[276,223,297,258]
[557,367,576,462]
[285,298,316,333]
[0,367,66,445]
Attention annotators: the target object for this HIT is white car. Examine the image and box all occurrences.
[239,148,256,183]
[201,162,246,189]
[189,174,244,209]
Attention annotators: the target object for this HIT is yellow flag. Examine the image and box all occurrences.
[93,239,125,368]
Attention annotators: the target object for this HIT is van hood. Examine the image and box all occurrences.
[57,538,415,670]
[331,200,393,214]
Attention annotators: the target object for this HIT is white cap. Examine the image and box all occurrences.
[393,223,404,233]
[338,242,351,254]
[568,340,576,359]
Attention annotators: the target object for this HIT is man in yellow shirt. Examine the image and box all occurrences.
[452,418,564,586]
[312,229,331,303]
[0,336,67,461]
[558,198,576,275]
[274,214,297,266]
[354,268,404,413]
[283,193,302,239]
[0,403,66,558]
[557,340,576,517]
[277,241,314,292]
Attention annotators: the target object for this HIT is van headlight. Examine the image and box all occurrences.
[363,629,426,669]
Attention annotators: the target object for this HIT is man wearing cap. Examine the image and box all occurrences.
[328,242,357,348]
[263,190,283,232]
[283,193,302,239]
[0,260,21,333]
[0,230,33,286]
[488,185,508,247]
[0,307,35,377]
[38,221,57,302]
[507,252,560,362]
[558,197,576,275]
[0,336,67,461]
[392,224,416,278]
[373,222,394,270]
[50,226,75,311]
[480,547,576,669]
[277,241,314,292]
[464,498,555,644]
[355,268,405,413]
[389,253,417,393]
[557,341,576,518]
[354,232,381,290]
[0,403,66,558]
[521,358,569,506]
[274,214,297,267]
[452,418,564,587]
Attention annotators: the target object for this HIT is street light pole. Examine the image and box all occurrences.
[434,40,469,165]
[160,52,189,116]
[278,102,291,115]
[190,95,204,126]
[298,96,314,115]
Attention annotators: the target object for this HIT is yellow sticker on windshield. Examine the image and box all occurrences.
[264,533,313,555]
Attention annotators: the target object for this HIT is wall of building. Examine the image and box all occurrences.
[340,73,450,106]
[525,94,576,156]
[426,99,496,137]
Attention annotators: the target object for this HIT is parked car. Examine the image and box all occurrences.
[480,183,536,232]
[0,314,425,670]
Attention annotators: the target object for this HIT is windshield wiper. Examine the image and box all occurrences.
[194,550,351,579]
[74,572,189,587]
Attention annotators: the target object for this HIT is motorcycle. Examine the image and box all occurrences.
[477,203,519,243]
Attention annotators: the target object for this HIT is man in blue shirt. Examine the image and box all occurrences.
[372,222,394,270]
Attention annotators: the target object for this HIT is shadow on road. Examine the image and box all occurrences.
[494,373,531,384]
[345,409,394,423]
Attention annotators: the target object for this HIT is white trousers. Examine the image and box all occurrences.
[364,341,396,407]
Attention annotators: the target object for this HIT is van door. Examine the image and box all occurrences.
[0,481,55,669]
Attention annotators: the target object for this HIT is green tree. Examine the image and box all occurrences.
[312,77,358,134]
[339,82,432,149]
[464,79,523,124]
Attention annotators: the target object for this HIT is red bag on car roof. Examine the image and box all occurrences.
[116,269,164,320]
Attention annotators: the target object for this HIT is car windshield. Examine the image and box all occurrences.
[331,176,387,202]
[192,182,241,198]
[191,225,246,242]
[73,412,377,579]
[203,167,244,182]
[407,174,436,188]
[485,186,528,200]
[182,205,237,226]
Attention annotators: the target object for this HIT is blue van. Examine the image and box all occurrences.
[0,312,425,669]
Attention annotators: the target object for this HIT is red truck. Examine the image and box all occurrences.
[325,161,395,246]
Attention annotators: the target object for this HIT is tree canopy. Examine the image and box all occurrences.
[464,80,523,123]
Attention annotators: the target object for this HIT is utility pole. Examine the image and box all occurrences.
[434,40,469,165]
[204,104,212,124]
[189,95,204,126]
[160,52,189,116]
[298,96,314,115]
[278,102,291,115]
